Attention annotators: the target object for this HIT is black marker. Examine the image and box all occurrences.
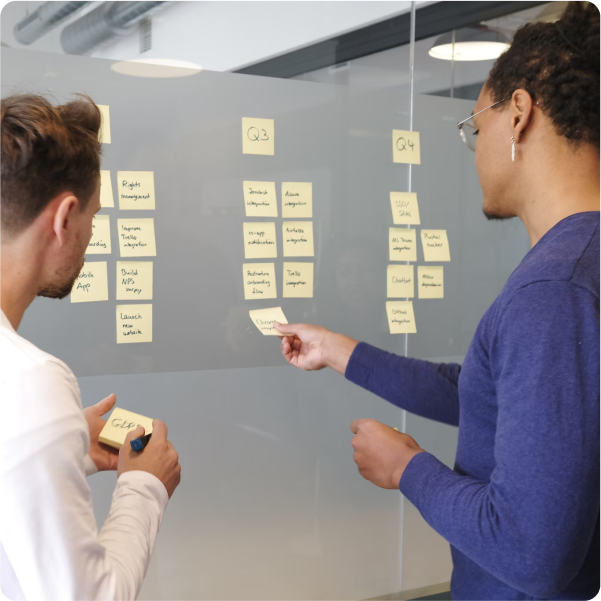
[130,433,152,452]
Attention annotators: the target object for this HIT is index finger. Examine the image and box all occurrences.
[151,419,168,441]
[350,419,365,434]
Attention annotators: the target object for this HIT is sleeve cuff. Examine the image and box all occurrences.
[83,454,99,477]
[345,342,384,387]
[399,451,450,507]
[117,470,170,512]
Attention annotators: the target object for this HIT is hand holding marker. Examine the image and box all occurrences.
[131,433,152,451]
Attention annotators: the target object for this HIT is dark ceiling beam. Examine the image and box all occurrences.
[234,1,547,79]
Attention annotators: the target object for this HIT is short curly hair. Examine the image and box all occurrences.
[487,1,599,148]
[1,94,102,235]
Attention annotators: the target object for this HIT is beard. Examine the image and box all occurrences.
[482,208,514,222]
[37,257,86,300]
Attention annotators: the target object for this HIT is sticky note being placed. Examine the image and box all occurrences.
[389,228,417,262]
[390,192,420,225]
[100,170,114,208]
[243,263,277,300]
[283,221,314,257]
[249,306,288,335]
[118,218,156,257]
[243,222,277,259]
[71,261,108,303]
[243,181,277,217]
[118,171,155,210]
[86,214,111,255]
[116,304,152,344]
[99,407,154,449]
[97,105,111,144]
[116,261,153,300]
[386,301,417,334]
[283,262,314,298]
[392,129,420,164]
[387,264,414,298]
[282,182,312,218]
[418,266,444,299]
[242,117,274,155]
[421,230,451,262]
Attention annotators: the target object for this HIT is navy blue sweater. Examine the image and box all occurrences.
[346,212,600,600]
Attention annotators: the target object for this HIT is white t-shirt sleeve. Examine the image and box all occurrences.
[0,359,168,601]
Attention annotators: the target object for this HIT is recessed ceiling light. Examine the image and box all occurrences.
[111,58,202,78]
[429,28,510,61]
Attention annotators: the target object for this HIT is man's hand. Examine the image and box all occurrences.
[83,393,120,472]
[350,419,426,489]
[119,420,181,498]
[274,322,358,374]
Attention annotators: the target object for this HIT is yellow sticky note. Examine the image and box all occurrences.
[100,170,114,208]
[70,261,108,303]
[116,304,153,344]
[418,266,444,299]
[387,264,414,298]
[116,261,153,300]
[283,221,314,257]
[118,218,156,257]
[283,262,314,298]
[243,222,277,259]
[390,192,420,225]
[392,129,420,164]
[249,306,288,336]
[243,263,276,300]
[99,407,154,449]
[389,228,417,262]
[242,117,274,155]
[282,182,312,218]
[386,301,417,334]
[86,215,111,255]
[421,230,451,262]
[243,181,278,217]
[118,171,156,210]
[98,105,111,144]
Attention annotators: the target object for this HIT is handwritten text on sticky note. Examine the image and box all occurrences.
[392,130,420,164]
[283,262,314,298]
[118,171,155,210]
[86,215,112,255]
[418,266,444,299]
[243,181,278,217]
[249,306,288,335]
[242,117,274,155]
[389,228,417,262]
[283,221,314,257]
[282,182,312,218]
[243,263,277,300]
[387,264,414,298]
[390,192,420,225]
[421,230,450,262]
[116,304,153,344]
[118,218,156,257]
[71,261,109,303]
[99,408,154,449]
[116,261,153,300]
[243,222,277,259]
[386,301,417,334]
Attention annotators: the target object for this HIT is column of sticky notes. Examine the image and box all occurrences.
[242,118,314,335]
[388,130,451,334]
[75,105,156,344]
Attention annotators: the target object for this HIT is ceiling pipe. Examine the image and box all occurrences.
[60,1,169,56]
[13,1,90,45]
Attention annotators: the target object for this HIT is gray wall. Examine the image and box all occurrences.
[2,49,529,599]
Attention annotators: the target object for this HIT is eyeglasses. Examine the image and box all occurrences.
[457,96,511,151]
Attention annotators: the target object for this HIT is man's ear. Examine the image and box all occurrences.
[510,89,534,143]
[52,194,79,247]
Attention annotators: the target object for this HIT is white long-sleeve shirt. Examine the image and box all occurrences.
[0,310,169,600]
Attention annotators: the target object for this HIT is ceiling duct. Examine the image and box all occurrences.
[60,1,169,56]
[14,1,90,45]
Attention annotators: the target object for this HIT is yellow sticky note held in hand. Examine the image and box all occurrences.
[249,306,288,335]
[99,407,154,449]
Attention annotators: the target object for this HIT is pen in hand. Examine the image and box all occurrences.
[130,433,152,452]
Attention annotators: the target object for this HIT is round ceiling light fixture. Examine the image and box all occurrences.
[428,27,510,61]
[111,58,202,78]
